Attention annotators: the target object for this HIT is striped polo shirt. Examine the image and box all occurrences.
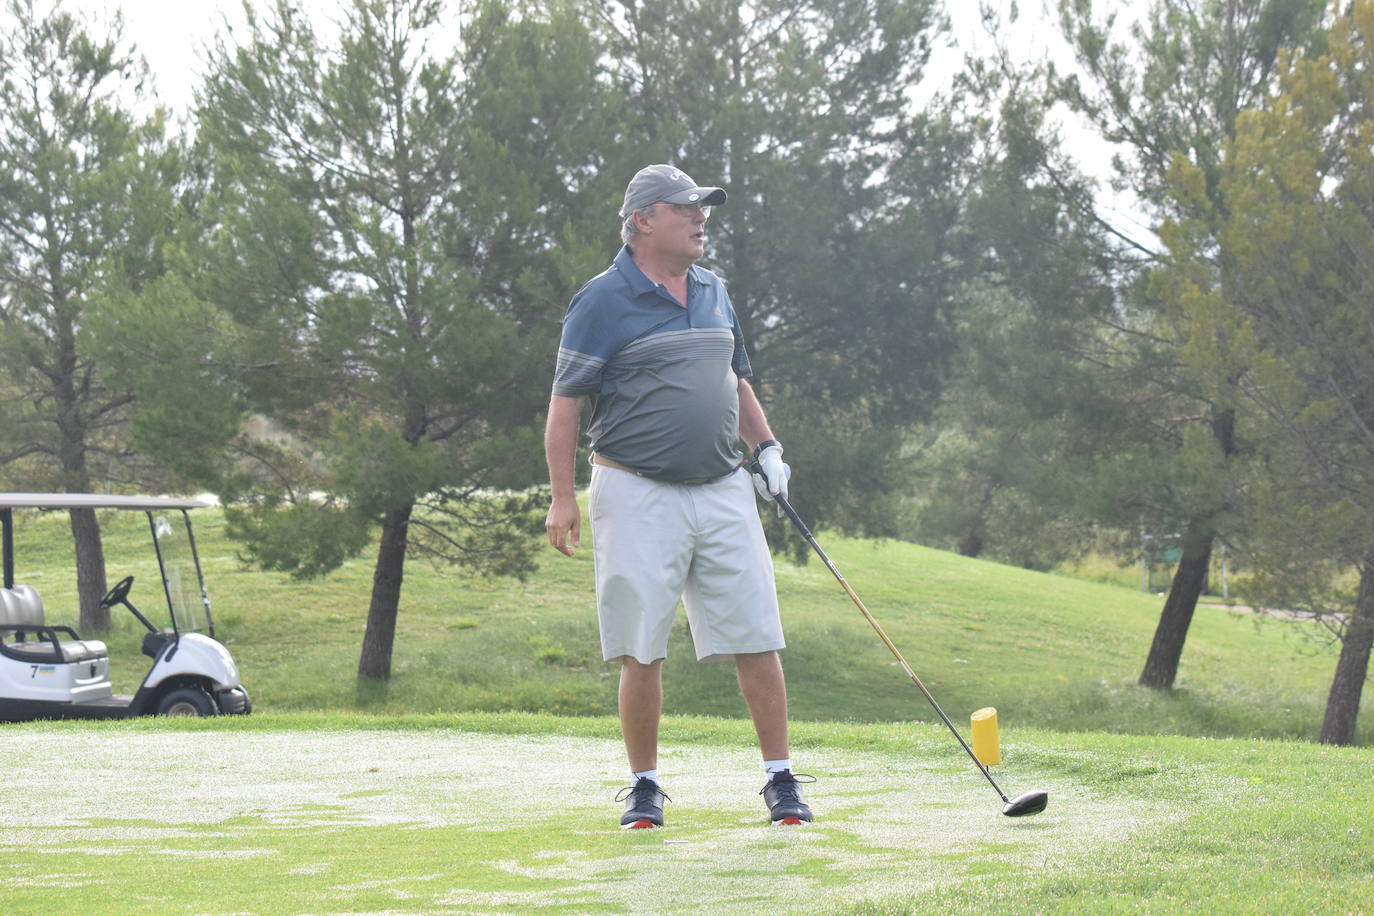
[552,245,753,482]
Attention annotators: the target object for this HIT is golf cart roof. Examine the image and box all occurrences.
[0,493,210,511]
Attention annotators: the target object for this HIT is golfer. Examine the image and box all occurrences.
[544,164,813,829]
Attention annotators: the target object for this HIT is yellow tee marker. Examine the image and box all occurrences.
[971,707,1001,766]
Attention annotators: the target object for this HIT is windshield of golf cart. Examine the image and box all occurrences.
[151,510,211,635]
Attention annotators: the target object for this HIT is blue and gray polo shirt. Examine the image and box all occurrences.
[552,245,753,482]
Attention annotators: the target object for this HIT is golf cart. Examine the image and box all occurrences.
[0,493,251,721]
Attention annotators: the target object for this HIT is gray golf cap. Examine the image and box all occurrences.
[619,164,727,218]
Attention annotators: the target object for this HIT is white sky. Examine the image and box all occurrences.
[65,0,243,114]
[62,0,1073,116]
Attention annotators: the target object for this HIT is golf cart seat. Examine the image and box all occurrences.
[0,585,108,663]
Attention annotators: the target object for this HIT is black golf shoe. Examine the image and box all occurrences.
[761,770,815,825]
[616,777,669,829]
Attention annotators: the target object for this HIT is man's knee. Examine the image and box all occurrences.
[619,655,663,671]
[735,650,782,671]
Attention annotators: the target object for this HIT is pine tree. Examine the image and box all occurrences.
[1051,0,1328,688]
[121,0,619,678]
[589,0,968,546]
[0,0,183,630]
[1163,0,1374,742]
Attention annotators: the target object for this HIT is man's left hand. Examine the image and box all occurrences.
[751,441,790,511]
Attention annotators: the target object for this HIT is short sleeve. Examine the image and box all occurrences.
[552,291,610,397]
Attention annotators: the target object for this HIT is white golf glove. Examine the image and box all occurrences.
[751,440,791,509]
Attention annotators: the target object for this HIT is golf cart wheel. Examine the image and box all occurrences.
[157,687,218,717]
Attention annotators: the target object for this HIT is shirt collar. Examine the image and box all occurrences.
[616,245,709,296]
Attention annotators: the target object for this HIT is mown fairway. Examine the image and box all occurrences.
[1,505,1371,913]
[1,713,1371,914]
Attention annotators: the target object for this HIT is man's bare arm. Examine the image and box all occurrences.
[737,379,776,452]
[545,394,585,556]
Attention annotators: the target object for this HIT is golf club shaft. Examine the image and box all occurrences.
[770,490,1010,804]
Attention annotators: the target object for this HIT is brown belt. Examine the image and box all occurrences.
[591,452,742,486]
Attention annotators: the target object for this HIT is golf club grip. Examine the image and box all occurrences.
[768,488,1009,802]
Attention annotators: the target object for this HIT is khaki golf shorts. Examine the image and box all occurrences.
[588,464,784,664]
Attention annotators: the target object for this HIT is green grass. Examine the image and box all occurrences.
[6,502,1365,743]
[0,712,1370,914]
[4,503,1373,912]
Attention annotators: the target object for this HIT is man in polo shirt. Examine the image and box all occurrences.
[544,164,813,829]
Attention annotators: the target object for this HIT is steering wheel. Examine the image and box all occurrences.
[100,575,135,609]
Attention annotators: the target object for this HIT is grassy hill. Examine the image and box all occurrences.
[5,502,1364,745]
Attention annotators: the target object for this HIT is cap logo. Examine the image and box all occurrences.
[688,192,700,201]
[669,170,686,182]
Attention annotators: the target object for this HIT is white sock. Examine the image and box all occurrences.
[764,759,792,779]
[632,769,659,785]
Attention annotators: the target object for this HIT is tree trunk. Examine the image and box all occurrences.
[70,508,109,632]
[957,480,998,558]
[60,413,106,632]
[357,503,414,680]
[55,318,108,631]
[1320,553,1374,746]
[957,530,983,558]
[1138,518,1214,689]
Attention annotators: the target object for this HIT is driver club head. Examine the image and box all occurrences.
[1002,790,1049,817]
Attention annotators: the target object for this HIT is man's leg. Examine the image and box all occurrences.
[735,650,789,760]
[738,650,814,824]
[620,656,663,772]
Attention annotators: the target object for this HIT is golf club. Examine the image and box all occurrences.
[757,472,1048,818]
